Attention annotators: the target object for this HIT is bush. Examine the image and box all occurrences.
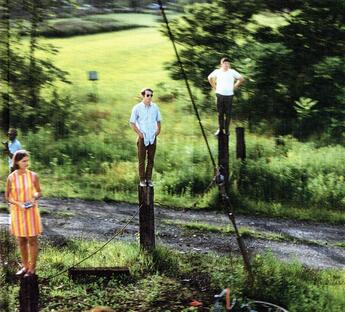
[38,18,146,38]
[234,138,345,210]
[250,254,345,312]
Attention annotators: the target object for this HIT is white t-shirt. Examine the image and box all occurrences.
[208,68,242,96]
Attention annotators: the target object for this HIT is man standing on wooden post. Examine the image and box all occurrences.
[208,57,244,135]
[130,88,162,187]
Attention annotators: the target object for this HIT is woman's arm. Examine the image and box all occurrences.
[32,174,42,202]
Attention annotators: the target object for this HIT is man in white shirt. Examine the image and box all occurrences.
[208,57,244,135]
[130,88,162,187]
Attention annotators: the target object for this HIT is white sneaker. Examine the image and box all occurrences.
[147,180,154,187]
[139,180,146,187]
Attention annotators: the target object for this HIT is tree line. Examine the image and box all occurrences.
[0,0,82,138]
[164,0,345,143]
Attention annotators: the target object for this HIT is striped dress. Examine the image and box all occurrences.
[8,170,42,237]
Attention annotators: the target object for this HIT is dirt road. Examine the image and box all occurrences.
[1,197,344,269]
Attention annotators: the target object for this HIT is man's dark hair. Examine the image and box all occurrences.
[8,128,17,136]
[140,88,153,96]
[220,57,230,64]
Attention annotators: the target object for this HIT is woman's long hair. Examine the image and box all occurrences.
[12,150,29,171]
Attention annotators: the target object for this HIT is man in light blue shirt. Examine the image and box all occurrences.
[130,88,162,187]
[3,128,22,172]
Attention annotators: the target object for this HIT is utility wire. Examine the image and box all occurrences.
[45,205,141,280]
[158,0,216,169]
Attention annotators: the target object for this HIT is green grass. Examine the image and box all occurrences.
[162,219,345,247]
[51,13,163,28]
[1,237,345,311]
[235,197,345,225]
[1,12,345,224]
[53,211,76,218]
[0,203,9,213]
[163,219,287,241]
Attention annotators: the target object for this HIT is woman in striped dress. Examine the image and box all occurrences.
[5,150,42,277]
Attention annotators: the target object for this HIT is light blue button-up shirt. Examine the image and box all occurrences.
[130,102,162,146]
[8,139,22,167]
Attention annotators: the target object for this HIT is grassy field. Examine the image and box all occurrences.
[1,12,345,312]
[1,237,345,311]
[1,13,213,202]
[1,12,345,223]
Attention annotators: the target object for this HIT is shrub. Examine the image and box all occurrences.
[38,19,146,38]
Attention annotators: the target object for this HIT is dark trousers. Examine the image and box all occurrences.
[216,93,233,134]
[137,138,156,180]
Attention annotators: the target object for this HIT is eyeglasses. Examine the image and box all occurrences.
[145,94,153,97]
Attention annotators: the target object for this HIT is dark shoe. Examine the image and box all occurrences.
[139,180,146,187]
[147,180,154,187]
[15,267,27,276]
[24,271,35,278]
[214,129,224,136]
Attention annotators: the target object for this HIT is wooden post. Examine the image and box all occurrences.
[236,127,246,160]
[218,132,229,193]
[19,274,39,312]
[138,185,155,251]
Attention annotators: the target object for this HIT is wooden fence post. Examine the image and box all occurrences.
[236,127,246,160]
[138,185,155,251]
[19,275,39,312]
[218,132,229,193]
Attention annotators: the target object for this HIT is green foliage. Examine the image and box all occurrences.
[250,254,345,312]
[162,0,263,95]
[1,12,343,224]
[235,140,345,210]
[164,0,345,141]
[294,97,318,120]
[1,236,345,311]
[38,16,145,37]
[0,0,74,133]
[249,0,345,139]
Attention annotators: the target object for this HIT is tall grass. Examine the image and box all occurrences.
[1,13,344,222]
[1,238,344,311]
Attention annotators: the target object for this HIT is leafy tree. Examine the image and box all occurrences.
[250,0,345,138]
[164,0,345,141]
[163,0,264,96]
[0,0,75,137]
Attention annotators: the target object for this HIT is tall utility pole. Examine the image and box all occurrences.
[217,130,252,277]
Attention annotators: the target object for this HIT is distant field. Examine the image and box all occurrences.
[38,13,167,37]
[45,13,198,150]
[1,13,344,222]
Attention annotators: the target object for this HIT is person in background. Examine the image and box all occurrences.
[208,57,244,135]
[130,88,162,187]
[2,128,22,172]
[5,150,42,277]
